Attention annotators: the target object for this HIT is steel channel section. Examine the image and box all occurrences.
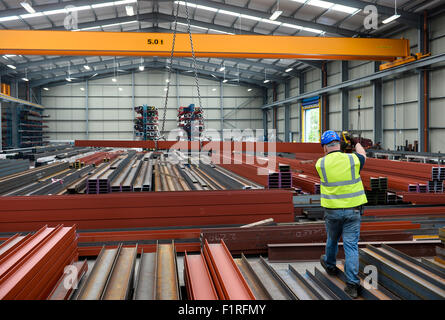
[204,239,255,300]
[304,270,339,300]
[134,250,157,300]
[102,245,138,300]
[336,263,398,300]
[156,242,180,300]
[287,265,325,300]
[366,245,445,292]
[76,246,118,300]
[0,234,25,258]
[313,267,353,300]
[359,245,445,300]
[48,260,88,300]
[420,258,445,277]
[234,254,271,300]
[183,252,218,300]
[253,256,297,300]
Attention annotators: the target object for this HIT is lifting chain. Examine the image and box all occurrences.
[160,2,205,151]
[160,1,179,142]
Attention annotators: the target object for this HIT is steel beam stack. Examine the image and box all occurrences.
[0,159,29,178]
[0,225,78,300]
[0,161,69,195]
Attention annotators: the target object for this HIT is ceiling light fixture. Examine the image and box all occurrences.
[174,1,324,34]
[291,0,359,14]
[264,69,270,84]
[285,68,293,72]
[66,77,72,82]
[112,78,117,82]
[382,1,401,24]
[43,87,49,91]
[247,88,252,92]
[269,0,282,21]
[139,65,145,71]
[7,64,16,70]
[20,0,35,14]
[212,88,217,91]
[22,68,29,82]
[84,65,91,70]
[125,5,135,16]
[80,87,85,91]
[222,79,228,83]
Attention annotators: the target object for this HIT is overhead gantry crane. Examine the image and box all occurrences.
[0,30,409,61]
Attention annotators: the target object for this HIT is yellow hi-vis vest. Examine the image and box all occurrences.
[315,152,367,209]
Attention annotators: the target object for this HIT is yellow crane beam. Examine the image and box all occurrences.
[0,30,409,61]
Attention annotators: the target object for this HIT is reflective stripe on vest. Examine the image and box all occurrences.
[320,190,366,199]
[320,154,362,187]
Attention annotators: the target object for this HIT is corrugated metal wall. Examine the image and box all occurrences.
[42,70,263,141]
[267,12,445,152]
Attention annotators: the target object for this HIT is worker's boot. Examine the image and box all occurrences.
[320,255,339,276]
[344,283,360,299]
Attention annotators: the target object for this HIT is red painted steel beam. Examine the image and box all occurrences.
[0,225,76,300]
[77,242,201,257]
[0,190,294,232]
[397,193,445,204]
[364,206,445,217]
[74,140,323,154]
[78,229,201,243]
[203,239,255,300]
[184,252,218,300]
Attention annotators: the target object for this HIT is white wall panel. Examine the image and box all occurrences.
[42,70,263,141]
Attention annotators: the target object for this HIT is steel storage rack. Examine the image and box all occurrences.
[134,105,159,141]
[177,104,204,141]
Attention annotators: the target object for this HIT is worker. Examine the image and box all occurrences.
[315,130,368,299]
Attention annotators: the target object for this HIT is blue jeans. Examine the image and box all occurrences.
[323,208,361,285]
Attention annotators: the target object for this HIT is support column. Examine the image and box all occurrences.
[373,61,383,146]
[321,62,328,132]
[299,73,304,142]
[341,61,349,131]
[284,80,290,142]
[262,88,268,141]
[131,71,135,139]
[0,100,2,151]
[85,79,89,139]
[418,12,429,152]
[220,81,224,132]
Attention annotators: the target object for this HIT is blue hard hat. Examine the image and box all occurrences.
[320,130,340,146]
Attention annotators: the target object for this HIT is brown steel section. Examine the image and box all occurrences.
[234,254,271,300]
[76,246,119,300]
[102,246,137,300]
[47,260,88,300]
[156,242,180,300]
[267,240,440,262]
